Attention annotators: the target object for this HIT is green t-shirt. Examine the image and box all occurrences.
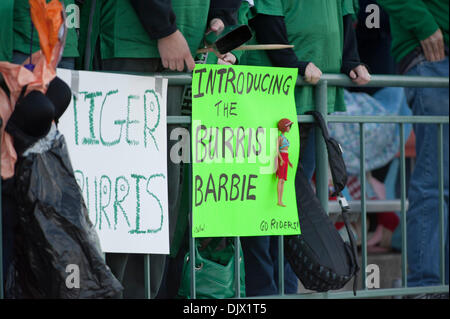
[377,0,449,63]
[253,0,284,16]
[100,0,211,60]
[241,0,354,114]
[13,0,79,58]
[0,0,14,62]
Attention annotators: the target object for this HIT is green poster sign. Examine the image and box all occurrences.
[191,64,301,237]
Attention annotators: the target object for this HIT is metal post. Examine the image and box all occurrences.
[359,123,367,290]
[314,81,329,212]
[278,236,285,296]
[188,163,196,299]
[234,237,241,298]
[399,123,408,287]
[144,254,151,299]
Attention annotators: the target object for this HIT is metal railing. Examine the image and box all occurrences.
[172,73,449,299]
[1,73,448,299]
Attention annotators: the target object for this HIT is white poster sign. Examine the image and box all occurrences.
[57,69,169,254]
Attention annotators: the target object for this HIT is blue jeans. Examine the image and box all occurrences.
[12,51,75,70]
[300,128,316,181]
[241,236,298,296]
[405,57,449,287]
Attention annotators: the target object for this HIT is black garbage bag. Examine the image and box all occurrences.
[5,133,123,298]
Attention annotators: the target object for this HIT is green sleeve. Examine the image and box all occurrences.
[0,0,14,61]
[254,0,284,16]
[377,0,440,41]
[342,0,356,16]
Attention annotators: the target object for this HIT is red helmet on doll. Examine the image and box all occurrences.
[278,118,293,132]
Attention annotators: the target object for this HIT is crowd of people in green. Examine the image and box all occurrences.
[1,0,448,299]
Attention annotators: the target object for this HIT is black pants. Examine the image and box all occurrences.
[99,58,187,298]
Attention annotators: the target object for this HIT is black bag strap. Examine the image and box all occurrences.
[306,110,360,294]
[307,110,347,192]
[337,193,360,296]
[306,110,331,140]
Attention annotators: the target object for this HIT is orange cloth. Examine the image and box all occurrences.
[0,0,64,179]
[0,52,56,179]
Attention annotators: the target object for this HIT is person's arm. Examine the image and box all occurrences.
[341,14,362,75]
[209,0,242,26]
[377,0,445,62]
[342,14,371,85]
[130,0,194,71]
[129,0,177,40]
[250,14,322,84]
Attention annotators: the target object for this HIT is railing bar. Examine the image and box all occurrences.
[244,285,449,299]
[326,115,449,124]
[144,254,151,299]
[188,161,196,299]
[278,236,285,296]
[359,122,367,290]
[161,73,449,88]
[438,123,445,285]
[297,75,449,89]
[399,123,407,288]
[234,236,241,298]
[167,115,449,125]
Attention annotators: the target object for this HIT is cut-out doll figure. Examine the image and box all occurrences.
[276,118,293,207]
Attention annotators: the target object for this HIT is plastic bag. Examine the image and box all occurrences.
[5,133,123,298]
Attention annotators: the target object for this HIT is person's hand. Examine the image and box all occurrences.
[218,53,237,65]
[349,64,371,85]
[205,18,227,59]
[420,29,446,62]
[304,62,322,84]
[206,18,225,36]
[157,30,195,71]
[280,159,284,167]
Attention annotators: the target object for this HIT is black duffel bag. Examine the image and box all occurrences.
[284,111,360,295]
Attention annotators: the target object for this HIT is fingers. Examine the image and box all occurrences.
[217,53,237,65]
[351,65,371,85]
[184,55,196,71]
[207,18,225,35]
[422,39,437,61]
[421,29,445,62]
[304,63,322,84]
[162,56,195,72]
[161,58,169,69]
[157,30,196,72]
[437,31,446,60]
